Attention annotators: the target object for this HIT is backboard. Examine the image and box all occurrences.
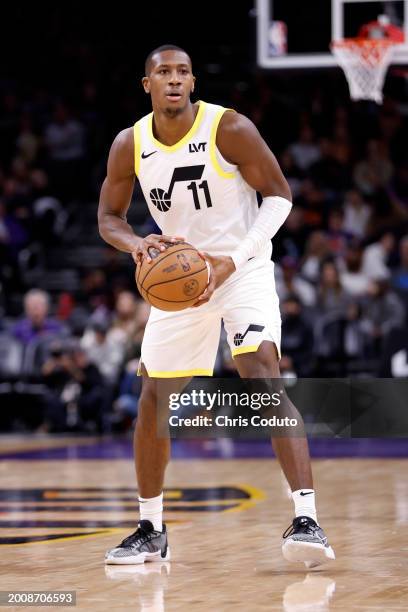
[257,0,408,68]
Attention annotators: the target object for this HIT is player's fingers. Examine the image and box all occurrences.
[160,234,185,243]
[140,246,152,263]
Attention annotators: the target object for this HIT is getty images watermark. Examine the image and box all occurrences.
[168,389,298,429]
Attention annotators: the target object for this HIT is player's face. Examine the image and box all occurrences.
[142,50,195,115]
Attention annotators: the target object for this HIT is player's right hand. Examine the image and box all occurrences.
[132,234,185,264]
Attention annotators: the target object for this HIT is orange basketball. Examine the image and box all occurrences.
[136,242,209,311]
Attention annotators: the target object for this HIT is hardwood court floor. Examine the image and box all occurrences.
[0,437,407,611]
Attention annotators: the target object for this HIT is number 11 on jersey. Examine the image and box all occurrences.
[187,180,213,210]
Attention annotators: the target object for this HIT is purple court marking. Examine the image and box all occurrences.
[0,438,408,460]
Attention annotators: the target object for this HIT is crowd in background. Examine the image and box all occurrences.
[1,37,408,432]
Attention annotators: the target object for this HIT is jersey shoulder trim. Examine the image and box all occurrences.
[210,108,236,179]
[133,120,141,176]
[147,100,207,153]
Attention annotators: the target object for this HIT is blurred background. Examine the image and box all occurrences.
[1,2,408,434]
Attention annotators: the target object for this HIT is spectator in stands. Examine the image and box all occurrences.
[387,160,408,220]
[273,206,309,262]
[11,289,63,345]
[44,103,86,201]
[81,320,124,384]
[316,259,351,317]
[42,340,108,432]
[360,279,405,351]
[310,137,351,192]
[392,234,408,307]
[275,256,316,308]
[342,189,372,239]
[340,242,371,298]
[281,295,315,377]
[362,231,395,281]
[301,230,330,283]
[354,139,393,197]
[326,208,352,257]
[289,125,321,171]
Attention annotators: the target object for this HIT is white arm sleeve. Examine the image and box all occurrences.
[230,195,292,270]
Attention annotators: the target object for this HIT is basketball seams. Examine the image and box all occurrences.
[139,245,196,286]
[144,268,205,304]
[145,265,208,292]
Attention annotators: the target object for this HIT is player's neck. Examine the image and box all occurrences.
[151,101,198,146]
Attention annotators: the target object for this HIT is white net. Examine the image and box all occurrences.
[331,39,396,104]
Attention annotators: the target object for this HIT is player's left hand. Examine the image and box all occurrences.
[192,253,236,307]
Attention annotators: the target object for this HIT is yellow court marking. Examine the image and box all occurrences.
[223,483,266,513]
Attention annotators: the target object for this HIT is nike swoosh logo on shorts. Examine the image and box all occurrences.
[141,151,157,159]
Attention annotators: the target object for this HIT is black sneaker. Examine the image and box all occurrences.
[282,516,335,568]
[105,520,170,565]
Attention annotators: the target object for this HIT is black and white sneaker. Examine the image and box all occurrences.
[105,520,170,565]
[282,516,335,568]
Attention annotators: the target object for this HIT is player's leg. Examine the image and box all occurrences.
[222,261,335,567]
[233,341,312,491]
[234,341,335,567]
[105,303,221,564]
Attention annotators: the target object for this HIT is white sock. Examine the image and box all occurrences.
[139,492,163,531]
[292,489,318,524]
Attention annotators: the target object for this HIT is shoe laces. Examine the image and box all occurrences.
[282,516,318,539]
[120,523,153,547]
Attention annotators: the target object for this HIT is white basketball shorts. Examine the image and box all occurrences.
[140,258,281,377]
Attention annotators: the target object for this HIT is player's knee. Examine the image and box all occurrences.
[237,342,280,377]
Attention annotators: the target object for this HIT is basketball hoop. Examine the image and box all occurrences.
[331,38,398,103]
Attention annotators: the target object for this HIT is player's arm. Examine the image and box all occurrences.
[217,111,292,270]
[98,128,182,263]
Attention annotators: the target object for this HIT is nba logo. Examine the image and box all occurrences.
[268,21,287,56]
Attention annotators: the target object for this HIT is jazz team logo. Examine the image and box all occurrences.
[233,324,265,346]
[150,165,213,212]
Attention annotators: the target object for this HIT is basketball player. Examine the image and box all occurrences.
[98,45,335,567]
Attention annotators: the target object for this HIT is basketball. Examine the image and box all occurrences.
[136,242,209,311]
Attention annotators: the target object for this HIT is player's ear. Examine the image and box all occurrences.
[142,76,150,94]
[191,75,196,93]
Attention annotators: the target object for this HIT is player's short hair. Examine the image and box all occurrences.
[144,44,192,75]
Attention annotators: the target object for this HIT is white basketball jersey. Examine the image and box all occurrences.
[133,100,272,261]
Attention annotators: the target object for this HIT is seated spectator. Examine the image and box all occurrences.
[342,189,372,239]
[281,295,315,377]
[310,138,351,192]
[42,340,109,432]
[81,320,124,384]
[392,234,408,308]
[110,290,139,341]
[362,231,395,281]
[275,257,316,308]
[316,259,351,317]
[326,209,352,258]
[11,288,63,345]
[44,103,86,201]
[360,279,405,352]
[301,230,330,283]
[289,125,321,171]
[272,206,309,262]
[354,139,394,197]
[340,242,371,298]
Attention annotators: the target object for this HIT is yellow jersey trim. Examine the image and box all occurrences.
[210,108,236,179]
[133,121,141,176]
[147,100,206,152]
[144,368,213,378]
[231,344,260,357]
